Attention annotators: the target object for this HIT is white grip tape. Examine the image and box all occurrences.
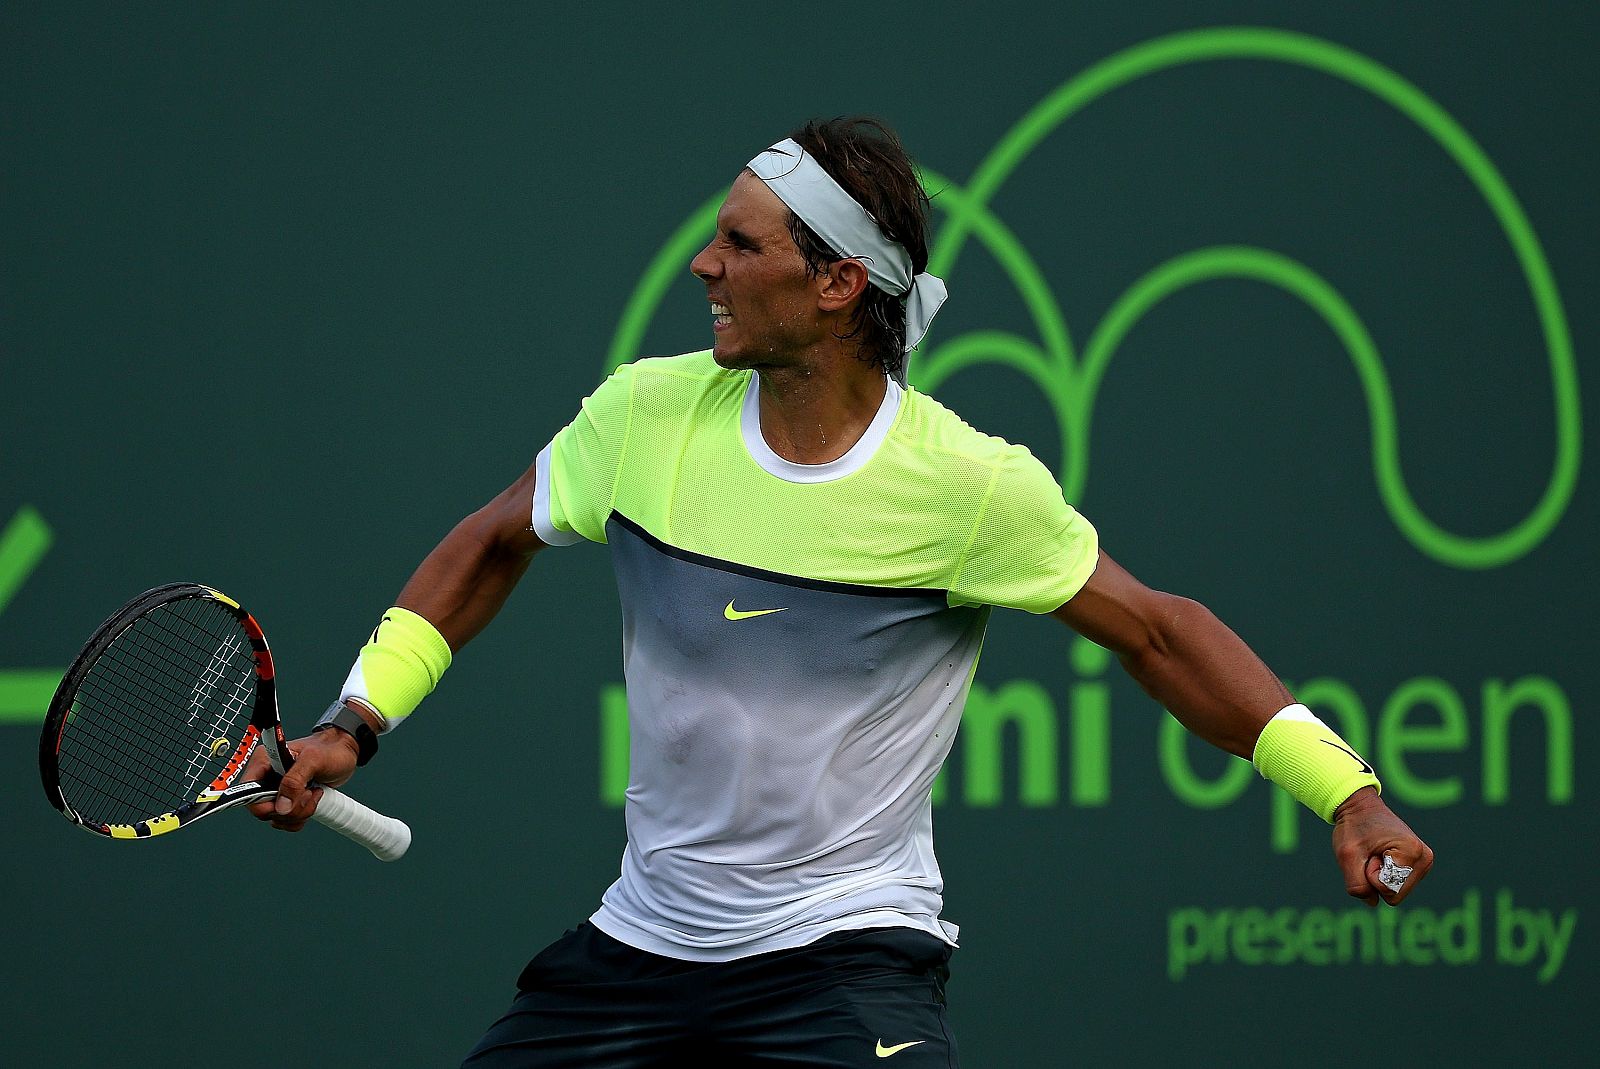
[312,786,413,862]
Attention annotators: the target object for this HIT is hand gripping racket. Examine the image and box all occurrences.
[39,583,411,861]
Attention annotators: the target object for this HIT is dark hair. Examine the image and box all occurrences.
[782,117,931,380]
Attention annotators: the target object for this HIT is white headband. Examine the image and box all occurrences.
[747,137,947,383]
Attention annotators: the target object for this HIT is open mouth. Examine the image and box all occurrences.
[711,301,732,330]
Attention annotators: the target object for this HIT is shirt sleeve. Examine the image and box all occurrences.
[948,445,1099,613]
[532,362,636,546]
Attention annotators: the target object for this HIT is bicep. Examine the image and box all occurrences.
[483,457,549,560]
[1053,550,1290,757]
[420,457,548,569]
[1050,550,1189,659]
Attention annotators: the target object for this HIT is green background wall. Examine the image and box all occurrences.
[4,3,1593,1065]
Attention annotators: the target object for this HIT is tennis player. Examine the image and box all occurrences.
[248,117,1433,1066]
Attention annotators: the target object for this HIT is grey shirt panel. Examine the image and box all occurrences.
[590,512,988,961]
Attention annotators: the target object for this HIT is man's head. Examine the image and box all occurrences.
[690,117,933,381]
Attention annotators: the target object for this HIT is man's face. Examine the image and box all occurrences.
[689,171,828,370]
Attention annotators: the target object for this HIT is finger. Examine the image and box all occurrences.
[1337,845,1379,907]
[1349,885,1379,908]
[270,783,324,832]
[272,751,318,816]
[1412,844,1437,882]
[237,750,277,820]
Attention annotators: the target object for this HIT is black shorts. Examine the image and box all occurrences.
[461,922,958,1068]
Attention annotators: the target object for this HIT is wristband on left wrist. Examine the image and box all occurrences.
[1252,704,1380,823]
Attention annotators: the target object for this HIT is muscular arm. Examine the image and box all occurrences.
[1056,550,1434,904]
[392,460,548,651]
[1051,550,1288,758]
[248,460,547,829]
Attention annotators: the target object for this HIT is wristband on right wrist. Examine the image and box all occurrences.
[338,606,453,732]
[1251,704,1381,823]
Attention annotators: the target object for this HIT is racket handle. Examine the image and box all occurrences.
[312,786,413,861]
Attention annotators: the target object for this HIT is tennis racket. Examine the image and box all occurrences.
[39,582,411,861]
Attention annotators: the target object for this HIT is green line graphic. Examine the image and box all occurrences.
[605,26,1580,570]
[0,505,51,614]
[0,670,62,724]
[0,506,63,723]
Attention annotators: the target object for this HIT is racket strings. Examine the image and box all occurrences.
[60,609,251,822]
[177,632,254,798]
[57,614,222,820]
[114,598,257,772]
[63,654,245,810]
[56,597,260,826]
[65,672,209,792]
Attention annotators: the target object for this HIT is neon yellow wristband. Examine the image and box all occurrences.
[1252,704,1381,823]
[338,607,453,731]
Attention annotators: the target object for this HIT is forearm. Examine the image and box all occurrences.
[334,475,543,737]
[1054,553,1427,899]
[1116,595,1292,759]
[1122,595,1383,826]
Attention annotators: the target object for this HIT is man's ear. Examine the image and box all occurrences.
[817,258,871,313]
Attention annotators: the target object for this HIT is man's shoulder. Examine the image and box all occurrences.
[898,388,1041,474]
[600,351,745,434]
[617,350,740,402]
[625,349,726,381]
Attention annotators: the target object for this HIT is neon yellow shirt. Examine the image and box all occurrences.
[532,351,1097,960]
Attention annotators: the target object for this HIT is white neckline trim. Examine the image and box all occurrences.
[739,371,901,484]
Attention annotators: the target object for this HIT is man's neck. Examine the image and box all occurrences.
[753,355,889,465]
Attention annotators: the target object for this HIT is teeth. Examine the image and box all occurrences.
[710,302,729,316]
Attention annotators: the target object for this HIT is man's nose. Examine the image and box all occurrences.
[689,244,720,281]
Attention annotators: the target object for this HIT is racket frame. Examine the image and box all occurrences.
[39,583,404,860]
